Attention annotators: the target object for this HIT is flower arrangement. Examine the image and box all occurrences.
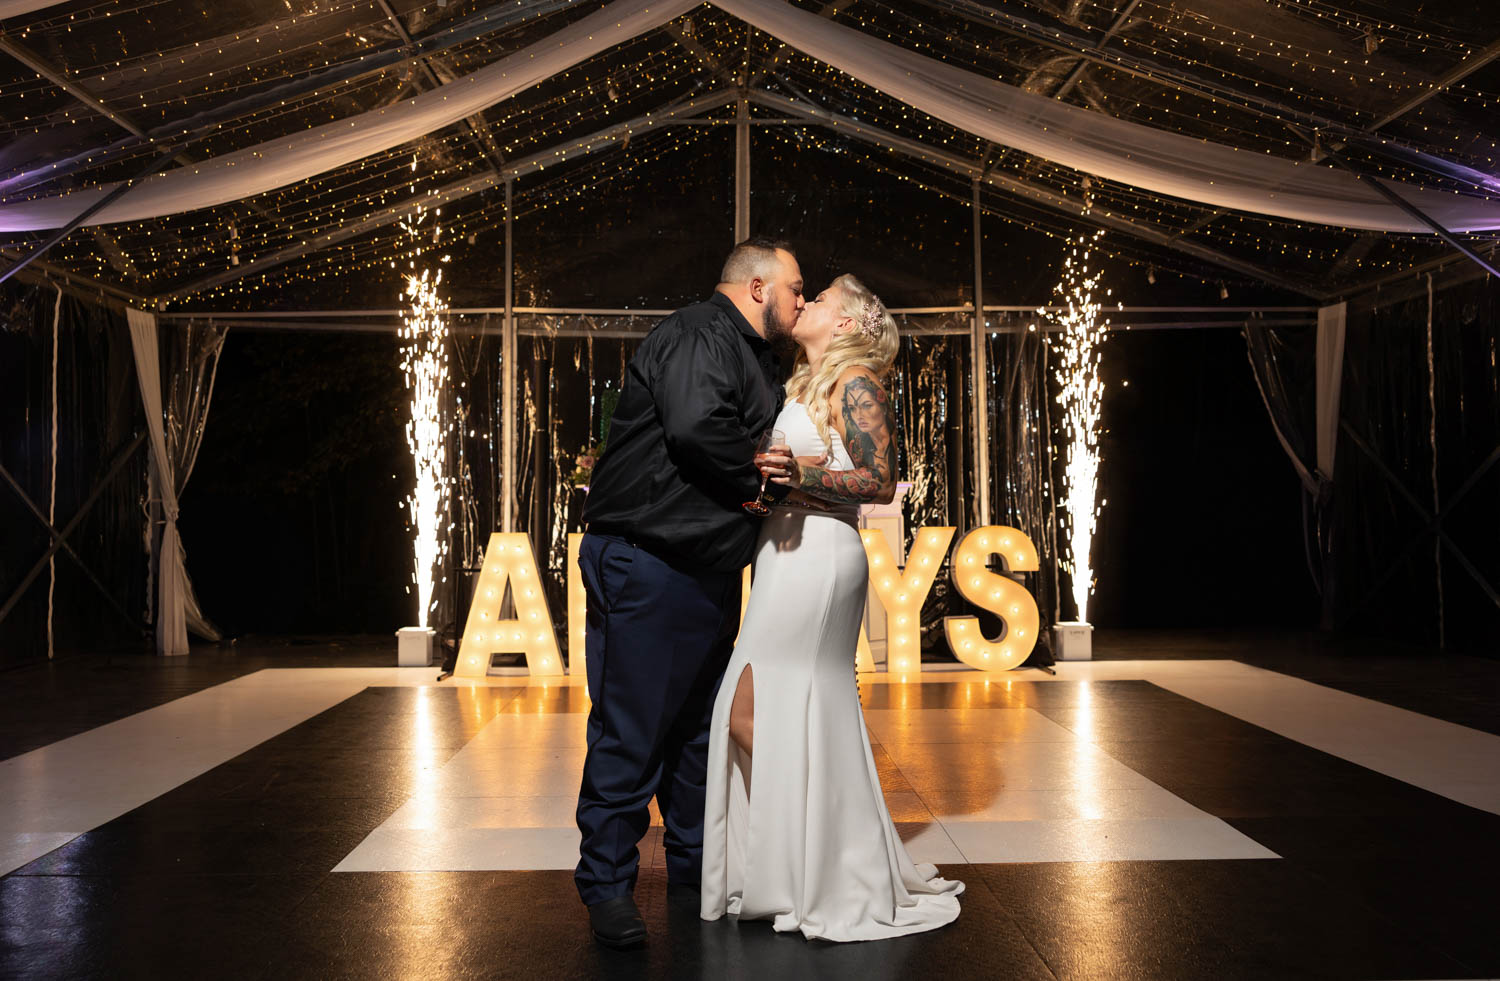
[567,385,619,490]
[567,441,605,488]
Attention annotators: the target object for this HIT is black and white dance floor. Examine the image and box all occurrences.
[2,639,1497,979]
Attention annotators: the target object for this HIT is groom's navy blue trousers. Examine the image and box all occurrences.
[574,532,741,904]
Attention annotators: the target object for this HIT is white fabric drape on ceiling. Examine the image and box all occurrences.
[713,0,1500,234]
[0,0,697,232]
[2,0,1498,234]
[0,0,63,19]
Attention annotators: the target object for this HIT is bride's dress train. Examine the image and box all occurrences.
[699,400,963,942]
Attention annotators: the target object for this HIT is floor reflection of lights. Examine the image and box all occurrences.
[336,677,1275,873]
[13,660,1496,881]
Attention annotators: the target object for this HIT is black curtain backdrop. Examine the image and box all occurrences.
[0,282,147,664]
[1334,277,1500,653]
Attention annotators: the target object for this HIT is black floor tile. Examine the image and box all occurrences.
[980,860,1474,980]
[0,872,325,981]
[1224,813,1500,864]
[1093,737,1377,789]
[0,637,399,762]
[1298,859,1500,976]
[163,748,455,801]
[1161,777,1452,819]
[261,865,1055,981]
[104,793,406,833]
[13,827,372,877]
[1041,705,1282,744]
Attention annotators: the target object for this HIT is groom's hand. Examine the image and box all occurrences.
[782,488,833,511]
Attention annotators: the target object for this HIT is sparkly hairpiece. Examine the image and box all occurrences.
[858,307,884,340]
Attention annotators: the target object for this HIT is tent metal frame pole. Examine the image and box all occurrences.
[162,89,740,301]
[1336,425,1500,624]
[179,315,1316,337]
[971,175,991,527]
[1,0,577,196]
[372,0,507,176]
[162,305,1316,319]
[735,91,751,242]
[0,145,179,286]
[746,89,1326,300]
[1366,35,1500,132]
[1322,147,1500,281]
[1051,0,1142,101]
[502,178,516,535]
[0,433,148,630]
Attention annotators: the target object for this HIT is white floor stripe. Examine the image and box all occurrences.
[0,667,519,876]
[1046,661,1500,817]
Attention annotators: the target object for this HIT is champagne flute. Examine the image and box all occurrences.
[742,428,787,516]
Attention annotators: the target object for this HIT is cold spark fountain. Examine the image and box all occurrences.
[1045,230,1110,628]
[398,199,451,631]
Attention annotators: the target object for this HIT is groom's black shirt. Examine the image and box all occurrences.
[583,292,783,573]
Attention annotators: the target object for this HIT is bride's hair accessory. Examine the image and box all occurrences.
[857,307,884,340]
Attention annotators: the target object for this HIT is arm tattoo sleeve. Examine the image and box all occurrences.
[798,375,899,504]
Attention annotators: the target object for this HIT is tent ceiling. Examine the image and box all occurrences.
[1,0,1497,309]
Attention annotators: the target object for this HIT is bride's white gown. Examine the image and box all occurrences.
[699,399,964,942]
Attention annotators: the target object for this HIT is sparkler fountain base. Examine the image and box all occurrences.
[396,627,437,667]
[1053,621,1093,660]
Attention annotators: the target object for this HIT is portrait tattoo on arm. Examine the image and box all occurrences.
[798,374,899,504]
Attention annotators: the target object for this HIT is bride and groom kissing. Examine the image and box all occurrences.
[574,237,963,948]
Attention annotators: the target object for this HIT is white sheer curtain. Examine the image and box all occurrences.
[2,0,1498,235]
[127,308,226,655]
[1315,302,1346,482]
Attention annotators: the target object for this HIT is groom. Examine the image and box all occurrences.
[574,237,804,947]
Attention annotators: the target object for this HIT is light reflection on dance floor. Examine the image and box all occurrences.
[333,671,1277,872]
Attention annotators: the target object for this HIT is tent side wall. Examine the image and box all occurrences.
[0,282,148,663]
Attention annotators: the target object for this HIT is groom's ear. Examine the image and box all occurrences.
[748,277,766,303]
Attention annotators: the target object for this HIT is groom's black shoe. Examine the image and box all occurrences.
[589,895,647,949]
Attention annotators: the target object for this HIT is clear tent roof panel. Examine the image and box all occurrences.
[0,0,1496,306]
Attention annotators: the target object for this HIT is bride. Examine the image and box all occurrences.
[699,274,964,941]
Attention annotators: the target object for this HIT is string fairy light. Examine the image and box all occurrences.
[397,184,451,629]
[5,0,1492,306]
[1041,228,1111,622]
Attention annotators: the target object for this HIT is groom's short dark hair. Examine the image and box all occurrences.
[720,236,795,285]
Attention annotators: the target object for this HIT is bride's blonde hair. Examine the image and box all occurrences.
[785,273,899,454]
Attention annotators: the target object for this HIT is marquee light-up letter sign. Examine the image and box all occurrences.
[454,533,564,679]
[461,526,1042,679]
[944,525,1041,671]
[861,527,956,675]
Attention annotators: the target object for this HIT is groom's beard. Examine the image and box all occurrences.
[763,304,797,347]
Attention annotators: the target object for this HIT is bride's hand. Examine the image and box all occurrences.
[759,450,828,486]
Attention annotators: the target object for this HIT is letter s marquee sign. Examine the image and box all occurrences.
[454,526,1043,679]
